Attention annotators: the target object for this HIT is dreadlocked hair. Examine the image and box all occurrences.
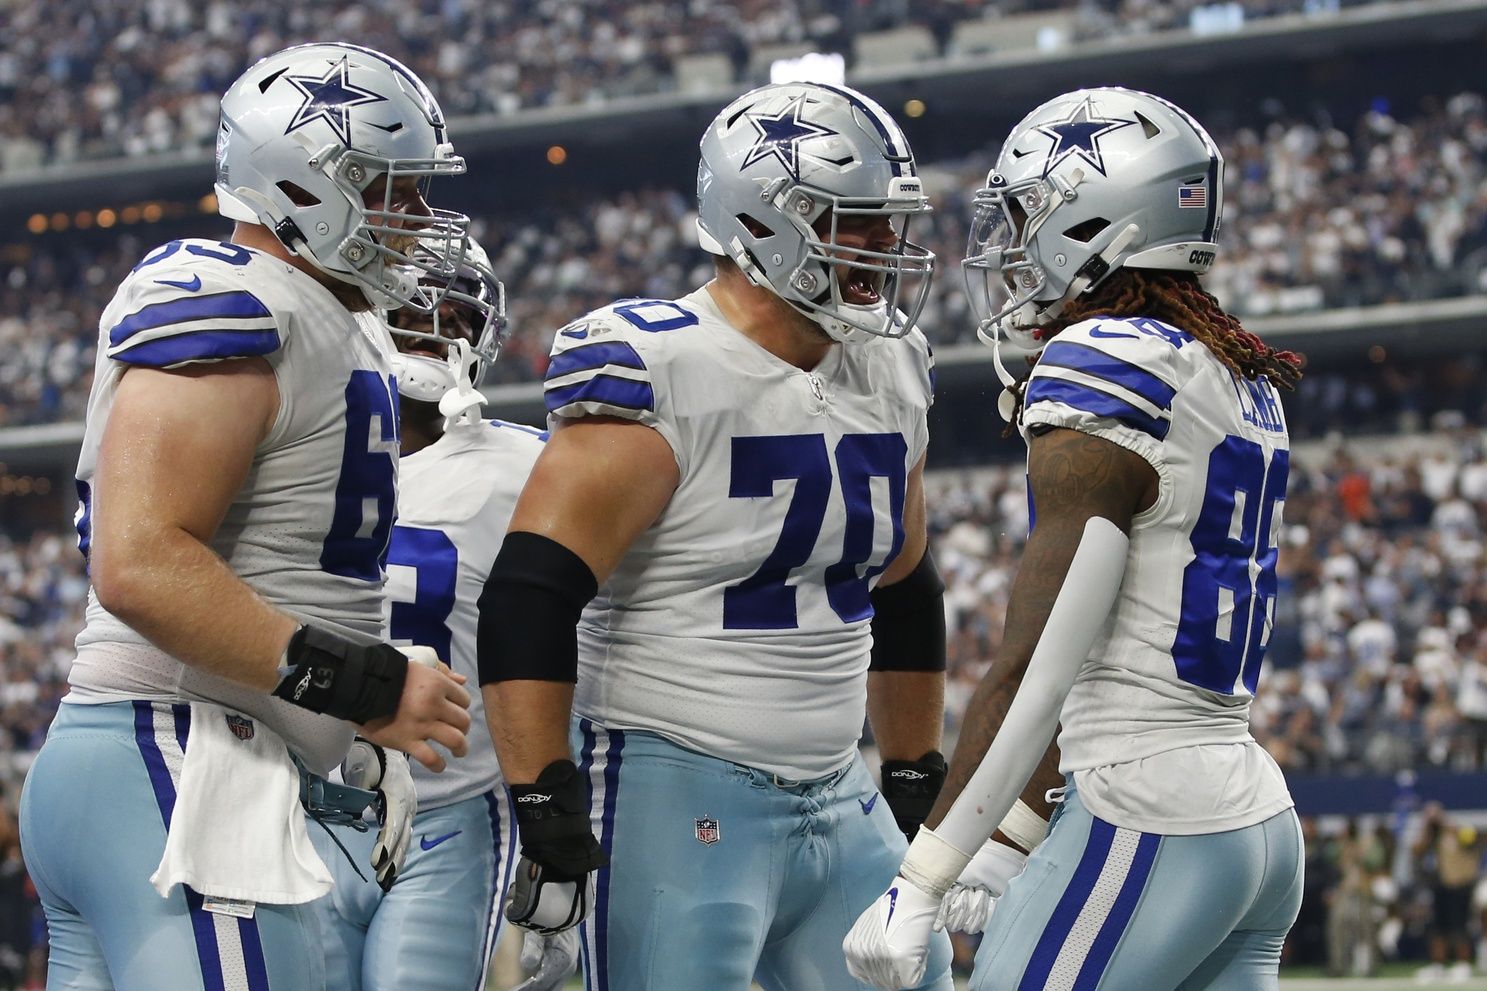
[1002,268,1304,432]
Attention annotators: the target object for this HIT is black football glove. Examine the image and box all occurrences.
[505,759,608,934]
[880,750,947,842]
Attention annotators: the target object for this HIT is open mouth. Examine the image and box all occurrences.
[842,269,884,306]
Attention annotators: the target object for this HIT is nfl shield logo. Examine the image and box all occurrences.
[225,714,255,742]
[694,817,721,846]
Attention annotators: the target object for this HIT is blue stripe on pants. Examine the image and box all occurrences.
[578,720,599,991]
[1073,832,1160,990]
[595,728,624,991]
[1019,818,1116,990]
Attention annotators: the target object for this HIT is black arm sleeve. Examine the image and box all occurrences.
[868,546,947,673]
[477,531,598,685]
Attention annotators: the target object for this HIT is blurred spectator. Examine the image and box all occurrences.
[0,0,1411,176]
[1413,802,1486,982]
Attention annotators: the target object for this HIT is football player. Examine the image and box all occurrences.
[844,87,1307,991]
[311,242,576,991]
[479,81,954,990]
[19,43,471,989]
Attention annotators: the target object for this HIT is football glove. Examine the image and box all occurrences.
[511,928,579,991]
[936,839,1027,934]
[880,751,947,841]
[843,874,943,990]
[340,738,417,892]
[506,759,608,934]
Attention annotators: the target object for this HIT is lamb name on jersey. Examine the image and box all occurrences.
[68,238,401,774]
[544,288,934,780]
[1021,315,1293,833]
[384,417,546,808]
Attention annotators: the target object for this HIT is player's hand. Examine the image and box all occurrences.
[340,738,418,891]
[359,646,470,772]
[511,928,579,990]
[506,759,608,934]
[936,839,1027,934]
[843,875,942,990]
[880,751,947,841]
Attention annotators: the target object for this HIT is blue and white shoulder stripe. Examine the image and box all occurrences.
[104,244,281,368]
[543,320,657,420]
[1025,319,1186,442]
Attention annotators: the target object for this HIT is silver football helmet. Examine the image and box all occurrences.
[388,238,506,403]
[965,87,1223,377]
[696,82,935,342]
[215,42,470,312]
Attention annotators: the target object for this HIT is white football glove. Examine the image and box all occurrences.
[843,875,943,990]
[340,738,417,892]
[510,928,579,991]
[936,839,1028,935]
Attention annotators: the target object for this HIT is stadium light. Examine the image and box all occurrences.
[770,52,846,86]
[904,99,926,118]
[97,209,117,228]
[547,145,568,166]
[26,214,46,234]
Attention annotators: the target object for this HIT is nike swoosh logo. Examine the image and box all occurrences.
[155,275,202,292]
[1088,324,1137,340]
[419,830,462,851]
[859,793,878,815]
[560,327,588,339]
[886,886,899,926]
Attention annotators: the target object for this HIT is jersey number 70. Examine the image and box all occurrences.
[723,433,907,630]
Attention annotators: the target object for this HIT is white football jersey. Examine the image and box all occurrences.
[545,288,933,780]
[384,418,546,809]
[67,238,400,774]
[1021,315,1294,833]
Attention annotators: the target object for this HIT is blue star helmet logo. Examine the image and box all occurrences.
[741,95,836,181]
[284,56,388,146]
[1036,99,1138,178]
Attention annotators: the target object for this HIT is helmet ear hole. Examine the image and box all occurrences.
[1063,218,1110,243]
[739,215,775,238]
[277,181,321,207]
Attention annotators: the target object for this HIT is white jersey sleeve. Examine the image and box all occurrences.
[101,239,287,368]
[1021,316,1183,476]
[543,300,689,468]
[385,419,545,809]
[1022,316,1293,833]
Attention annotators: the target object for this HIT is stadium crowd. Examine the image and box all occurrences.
[0,0,1381,176]
[2,89,1485,428]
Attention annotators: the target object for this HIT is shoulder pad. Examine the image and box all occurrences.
[1024,318,1185,443]
[104,240,284,368]
[542,298,701,421]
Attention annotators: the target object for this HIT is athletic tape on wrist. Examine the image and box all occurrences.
[997,799,1050,853]
[900,825,974,899]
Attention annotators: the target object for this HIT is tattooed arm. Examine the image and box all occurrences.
[928,426,1156,836]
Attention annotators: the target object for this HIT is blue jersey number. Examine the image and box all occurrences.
[1174,436,1289,694]
[131,240,253,272]
[387,526,459,661]
[321,371,400,582]
[723,433,907,630]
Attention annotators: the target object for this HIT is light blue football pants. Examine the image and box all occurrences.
[971,781,1303,991]
[309,787,518,991]
[571,718,954,991]
[19,700,324,990]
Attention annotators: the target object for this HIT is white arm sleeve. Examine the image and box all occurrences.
[902,516,1129,894]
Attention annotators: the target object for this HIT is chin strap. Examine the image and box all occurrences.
[439,339,484,423]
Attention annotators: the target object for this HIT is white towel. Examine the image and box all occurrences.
[150,701,333,904]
